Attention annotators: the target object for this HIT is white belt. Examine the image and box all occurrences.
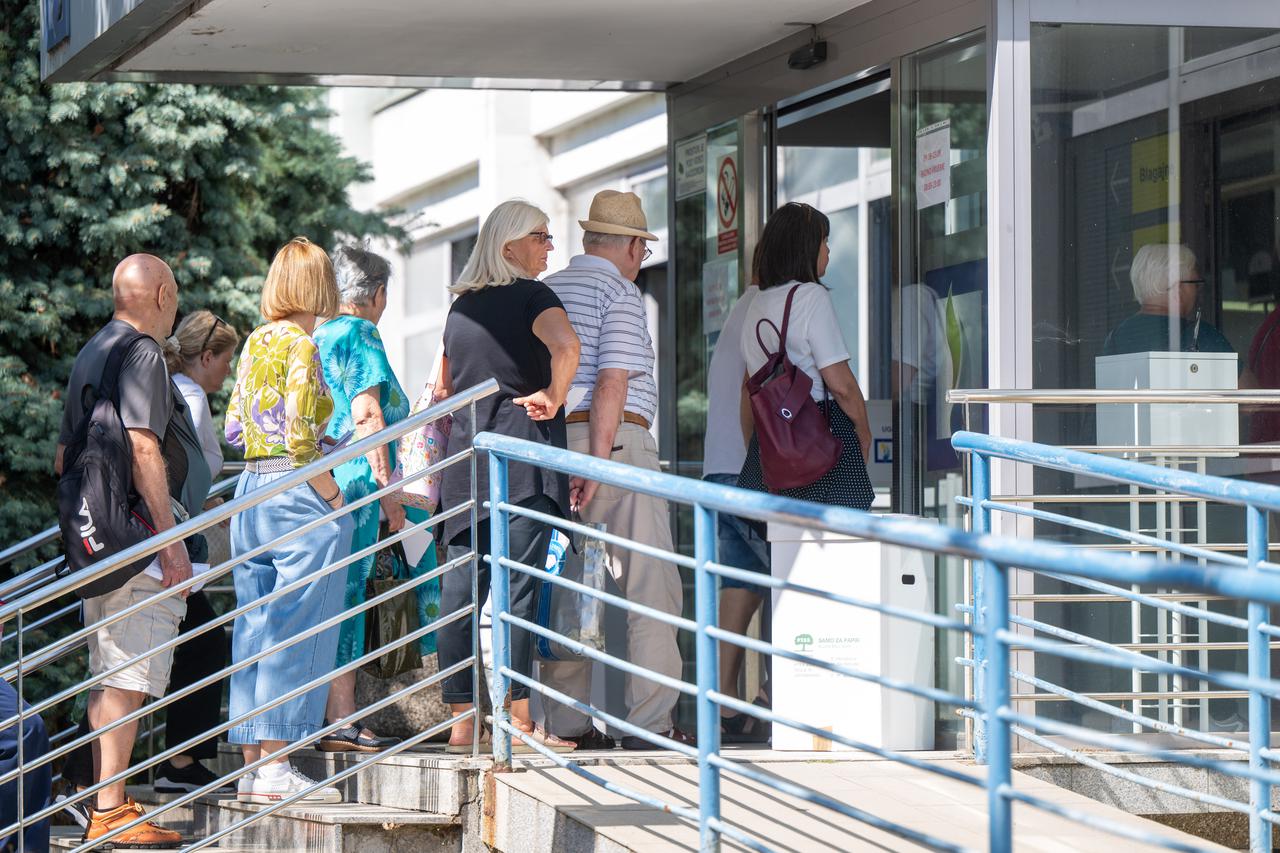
[243,457,294,474]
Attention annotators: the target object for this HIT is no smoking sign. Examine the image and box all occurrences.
[716,154,738,254]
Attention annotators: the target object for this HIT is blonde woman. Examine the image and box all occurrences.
[436,199,581,753]
[224,237,351,804]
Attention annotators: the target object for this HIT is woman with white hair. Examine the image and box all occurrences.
[313,243,442,752]
[435,199,581,753]
[1102,243,1233,355]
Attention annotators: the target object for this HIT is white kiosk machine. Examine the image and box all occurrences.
[768,520,935,752]
[1095,351,1238,449]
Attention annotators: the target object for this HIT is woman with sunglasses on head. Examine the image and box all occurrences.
[155,309,242,793]
[434,199,581,754]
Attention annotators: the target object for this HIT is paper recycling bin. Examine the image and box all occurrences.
[767,519,936,752]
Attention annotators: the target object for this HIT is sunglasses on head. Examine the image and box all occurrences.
[200,316,227,354]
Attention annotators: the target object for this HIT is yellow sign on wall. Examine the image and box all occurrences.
[1131,133,1178,215]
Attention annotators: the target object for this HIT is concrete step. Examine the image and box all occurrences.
[50,824,240,852]
[212,742,482,815]
[191,793,460,853]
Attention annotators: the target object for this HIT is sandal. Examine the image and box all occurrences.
[721,696,771,744]
[509,725,577,754]
[444,728,491,754]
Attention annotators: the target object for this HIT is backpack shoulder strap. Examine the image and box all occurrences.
[777,284,803,353]
[754,284,805,359]
[94,329,151,409]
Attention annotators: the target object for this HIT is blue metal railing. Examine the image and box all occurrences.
[952,430,1280,853]
[475,430,1280,852]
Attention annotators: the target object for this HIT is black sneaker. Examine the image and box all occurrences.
[154,759,234,794]
[563,727,616,751]
[55,792,91,829]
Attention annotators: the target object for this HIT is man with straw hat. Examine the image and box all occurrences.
[541,190,693,751]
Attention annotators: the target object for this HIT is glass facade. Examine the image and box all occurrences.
[1028,23,1280,732]
[665,6,1280,748]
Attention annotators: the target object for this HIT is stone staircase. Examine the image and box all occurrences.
[50,746,488,853]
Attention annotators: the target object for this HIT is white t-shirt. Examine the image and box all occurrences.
[173,373,223,478]
[703,286,759,477]
[740,281,850,403]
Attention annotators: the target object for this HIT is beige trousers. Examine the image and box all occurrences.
[541,422,684,735]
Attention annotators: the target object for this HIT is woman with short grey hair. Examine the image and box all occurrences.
[1102,243,1234,356]
[313,243,442,752]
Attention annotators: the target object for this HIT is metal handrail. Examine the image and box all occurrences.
[0,379,497,620]
[951,431,1280,512]
[948,387,1280,404]
[476,432,1280,598]
[954,430,1279,852]
[0,461,245,580]
[4,381,496,853]
[472,430,1280,853]
[0,472,242,611]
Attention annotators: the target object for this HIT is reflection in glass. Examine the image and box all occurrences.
[898,30,988,750]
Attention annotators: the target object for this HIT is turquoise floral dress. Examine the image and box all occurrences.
[315,315,440,661]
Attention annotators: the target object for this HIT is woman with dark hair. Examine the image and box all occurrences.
[736,202,874,511]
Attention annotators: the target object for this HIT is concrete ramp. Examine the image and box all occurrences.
[487,750,1231,852]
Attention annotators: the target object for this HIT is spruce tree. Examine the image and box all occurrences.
[0,1,397,560]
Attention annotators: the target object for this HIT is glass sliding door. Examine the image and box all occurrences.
[897,30,989,748]
[774,75,894,507]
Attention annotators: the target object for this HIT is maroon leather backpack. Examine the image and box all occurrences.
[745,284,842,492]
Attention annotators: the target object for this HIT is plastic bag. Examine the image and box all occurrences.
[535,520,607,660]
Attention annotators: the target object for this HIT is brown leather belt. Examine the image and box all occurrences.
[565,410,651,431]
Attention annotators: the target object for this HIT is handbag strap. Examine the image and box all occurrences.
[754,284,804,359]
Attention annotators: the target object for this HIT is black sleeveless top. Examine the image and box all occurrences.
[439,278,570,545]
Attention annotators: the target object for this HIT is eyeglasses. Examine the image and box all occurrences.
[1180,278,1206,287]
[639,241,653,262]
[527,230,553,245]
[200,316,227,354]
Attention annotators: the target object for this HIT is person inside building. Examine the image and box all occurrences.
[541,190,693,751]
[315,242,441,752]
[736,202,875,511]
[434,199,580,754]
[703,244,772,744]
[53,254,193,847]
[1102,243,1233,357]
[224,237,352,805]
[1246,236,1280,444]
[154,309,240,794]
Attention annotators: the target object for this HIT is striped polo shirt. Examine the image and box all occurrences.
[544,254,658,425]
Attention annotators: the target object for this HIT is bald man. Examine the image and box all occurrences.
[53,254,190,846]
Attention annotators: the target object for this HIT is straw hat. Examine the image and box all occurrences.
[578,190,658,241]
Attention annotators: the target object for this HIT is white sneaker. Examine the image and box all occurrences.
[236,769,257,803]
[245,766,342,805]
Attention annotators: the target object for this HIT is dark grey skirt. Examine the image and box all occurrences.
[737,400,874,510]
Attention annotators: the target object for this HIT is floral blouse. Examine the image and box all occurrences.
[224,320,334,467]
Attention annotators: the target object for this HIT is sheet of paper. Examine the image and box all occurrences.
[144,561,214,593]
[401,527,435,567]
[565,386,588,415]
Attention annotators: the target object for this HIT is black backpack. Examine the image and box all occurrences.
[57,330,161,599]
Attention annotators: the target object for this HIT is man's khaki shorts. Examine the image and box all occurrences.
[82,571,187,698]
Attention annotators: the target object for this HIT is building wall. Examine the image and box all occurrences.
[327,88,668,397]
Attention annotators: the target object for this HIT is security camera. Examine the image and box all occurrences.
[788,40,828,71]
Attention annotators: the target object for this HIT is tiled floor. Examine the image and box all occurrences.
[497,751,1231,851]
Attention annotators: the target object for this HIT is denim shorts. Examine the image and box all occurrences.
[704,473,770,593]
